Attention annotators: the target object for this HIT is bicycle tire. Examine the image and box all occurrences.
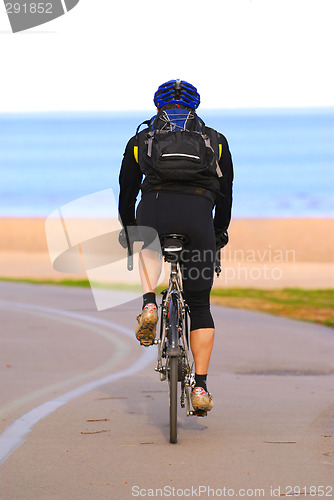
[169,356,178,443]
[168,293,179,444]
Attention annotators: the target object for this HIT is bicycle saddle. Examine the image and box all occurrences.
[160,234,189,261]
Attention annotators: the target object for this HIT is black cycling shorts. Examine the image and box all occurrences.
[136,191,215,330]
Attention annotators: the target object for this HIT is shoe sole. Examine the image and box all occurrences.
[193,409,208,417]
[136,326,156,346]
[136,317,157,347]
[191,395,214,412]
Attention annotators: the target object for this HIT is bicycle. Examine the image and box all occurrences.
[127,231,221,444]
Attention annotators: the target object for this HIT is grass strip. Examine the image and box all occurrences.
[211,288,334,327]
[1,278,333,327]
[0,277,92,287]
[0,277,141,292]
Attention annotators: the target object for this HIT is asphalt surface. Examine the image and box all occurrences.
[0,282,334,500]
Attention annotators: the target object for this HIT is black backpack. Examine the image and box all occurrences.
[135,108,223,190]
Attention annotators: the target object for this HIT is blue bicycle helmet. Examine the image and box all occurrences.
[154,79,200,110]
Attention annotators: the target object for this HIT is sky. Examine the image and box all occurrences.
[0,0,333,112]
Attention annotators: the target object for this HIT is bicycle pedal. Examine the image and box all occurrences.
[140,339,154,347]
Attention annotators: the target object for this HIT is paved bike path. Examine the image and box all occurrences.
[0,282,333,499]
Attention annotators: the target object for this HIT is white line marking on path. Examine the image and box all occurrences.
[0,301,156,465]
[0,302,132,416]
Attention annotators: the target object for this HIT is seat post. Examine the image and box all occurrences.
[170,262,178,277]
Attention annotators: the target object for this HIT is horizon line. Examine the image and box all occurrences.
[1,105,334,118]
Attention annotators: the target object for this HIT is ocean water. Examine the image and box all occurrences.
[0,108,333,218]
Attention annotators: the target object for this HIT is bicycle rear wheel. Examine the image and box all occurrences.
[169,356,178,443]
[168,293,179,444]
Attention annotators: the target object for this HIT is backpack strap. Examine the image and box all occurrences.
[135,119,151,136]
[200,124,223,178]
[147,130,155,158]
[216,160,223,178]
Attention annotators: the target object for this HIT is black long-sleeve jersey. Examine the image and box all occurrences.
[118,128,234,232]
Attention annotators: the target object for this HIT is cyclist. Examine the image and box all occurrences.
[119,80,233,412]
